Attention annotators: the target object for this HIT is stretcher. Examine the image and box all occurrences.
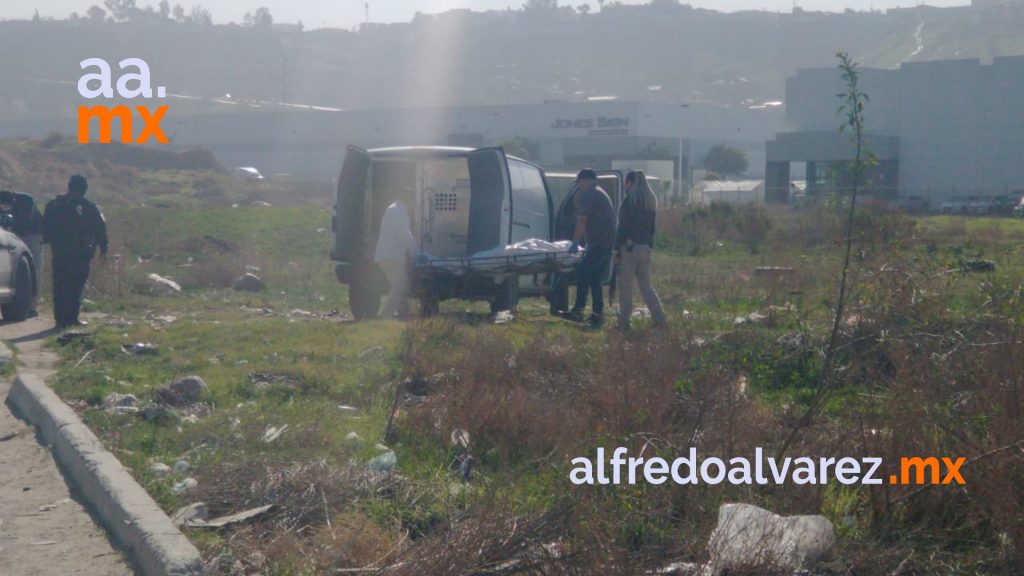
[415,240,582,279]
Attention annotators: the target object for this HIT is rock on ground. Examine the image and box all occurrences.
[155,376,208,406]
[704,503,835,575]
[232,273,266,292]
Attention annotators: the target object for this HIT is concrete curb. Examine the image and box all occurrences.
[6,372,203,576]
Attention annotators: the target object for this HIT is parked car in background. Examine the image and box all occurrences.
[941,196,988,214]
[0,214,39,322]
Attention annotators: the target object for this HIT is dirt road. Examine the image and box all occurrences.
[0,315,133,576]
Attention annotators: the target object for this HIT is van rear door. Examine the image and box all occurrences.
[333,146,371,264]
[466,147,512,255]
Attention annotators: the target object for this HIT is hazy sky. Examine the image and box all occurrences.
[12,0,968,29]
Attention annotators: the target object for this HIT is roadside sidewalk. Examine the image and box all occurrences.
[0,315,132,576]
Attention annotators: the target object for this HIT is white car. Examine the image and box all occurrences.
[0,216,39,322]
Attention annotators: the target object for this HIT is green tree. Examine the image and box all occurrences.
[252,7,273,28]
[703,144,748,177]
[86,5,107,22]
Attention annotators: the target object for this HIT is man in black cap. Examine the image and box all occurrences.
[0,190,44,314]
[42,175,108,329]
[564,168,616,327]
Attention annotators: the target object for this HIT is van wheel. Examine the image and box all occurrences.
[2,257,34,322]
[490,278,519,315]
[348,280,380,320]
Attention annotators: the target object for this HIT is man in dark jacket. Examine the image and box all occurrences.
[564,169,616,328]
[0,190,44,314]
[42,175,108,329]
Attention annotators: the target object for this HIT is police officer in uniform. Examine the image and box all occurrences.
[42,175,108,329]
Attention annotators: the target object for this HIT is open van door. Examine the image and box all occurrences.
[333,146,371,266]
[334,146,382,320]
[466,147,512,255]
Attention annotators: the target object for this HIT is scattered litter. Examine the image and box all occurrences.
[172,477,198,494]
[337,404,358,415]
[173,460,190,473]
[245,264,262,273]
[630,307,652,320]
[139,402,173,422]
[368,450,397,474]
[150,463,172,477]
[156,376,208,406]
[121,342,159,356]
[262,425,288,443]
[753,266,796,278]
[235,359,249,366]
[734,311,767,326]
[147,273,182,294]
[345,431,362,443]
[73,350,94,369]
[198,504,274,528]
[316,227,328,234]
[450,428,471,449]
[153,315,177,324]
[171,502,209,527]
[248,372,301,390]
[29,541,57,547]
[103,393,138,409]
[493,310,514,324]
[181,414,200,424]
[105,405,140,415]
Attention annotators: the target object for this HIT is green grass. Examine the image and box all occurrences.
[39,206,1024,571]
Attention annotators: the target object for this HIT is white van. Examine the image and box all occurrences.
[332,146,565,319]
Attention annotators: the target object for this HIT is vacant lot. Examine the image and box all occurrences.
[46,203,1024,574]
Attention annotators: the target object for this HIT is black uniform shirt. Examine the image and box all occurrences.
[43,194,108,259]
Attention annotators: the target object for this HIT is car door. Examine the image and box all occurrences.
[466,147,512,255]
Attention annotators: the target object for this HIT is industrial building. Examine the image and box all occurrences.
[766,55,1024,204]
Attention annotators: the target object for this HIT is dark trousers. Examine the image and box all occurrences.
[52,254,91,327]
[550,272,571,313]
[572,245,612,317]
